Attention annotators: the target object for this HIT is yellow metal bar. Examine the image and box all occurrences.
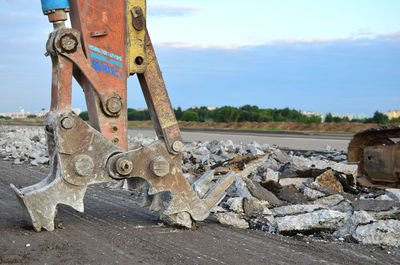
[127,0,147,74]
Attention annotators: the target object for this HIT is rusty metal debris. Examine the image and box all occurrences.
[10,0,234,231]
[348,125,400,185]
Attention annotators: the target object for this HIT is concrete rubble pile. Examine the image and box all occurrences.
[1,126,399,247]
[0,126,49,166]
[178,140,400,248]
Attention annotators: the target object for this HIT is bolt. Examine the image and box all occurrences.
[131,7,145,31]
[106,96,122,114]
[116,158,133,176]
[111,125,119,133]
[73,155,94,177]
[134,6,143,16]
[60,33,78,52]
[172,141,184,153]
[112,137,120,145]
[61,117,74,129]
[135,56,144,65]
[151,156,170,177]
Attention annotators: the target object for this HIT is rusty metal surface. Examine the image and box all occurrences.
[70,0,128,150]
[348,126,400,184]
[363,143,400,183]
[48,10,68,23]
[138,30,183,153]
[11,113,234,231]
[107,141,235,226]
[11,113,121,231]
[127,0,147,74]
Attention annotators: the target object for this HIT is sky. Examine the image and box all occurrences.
[0,0,399,116]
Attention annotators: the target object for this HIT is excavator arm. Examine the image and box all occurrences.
[10,0,234,231]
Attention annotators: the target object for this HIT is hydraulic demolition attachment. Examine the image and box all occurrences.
[10,0,234,231]
[348,125,400,186]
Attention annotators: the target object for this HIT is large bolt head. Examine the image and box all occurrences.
[172,141,184,153]
[73,155,94,177]
[60,33,78,53]
[106,97,122,114]
[61,117,75,129]
[151,156,170,178]
[116,158,133,176]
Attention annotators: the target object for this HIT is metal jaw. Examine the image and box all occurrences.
[11,0,235,231]
[11,112,121,231]
[11,113,234,231]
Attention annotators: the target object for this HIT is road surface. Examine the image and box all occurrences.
[129,127,352,151]
[2,124,352,152]
[0,161,398,264]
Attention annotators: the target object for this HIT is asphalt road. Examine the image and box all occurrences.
[2,124,352,151]
[129,127,353,152]
[1,161,398,264]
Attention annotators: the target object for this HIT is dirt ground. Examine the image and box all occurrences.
[1,161,399,264]
[3,118,398,134]
[129,121,398,134]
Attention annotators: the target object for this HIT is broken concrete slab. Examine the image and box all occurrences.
[260,180,282,194]
[276,210,348,234]
[303,187,325,200]
[272,204,322,217]
[215,212,249,229]
[234,176,252,199]
[226,197,244,213]
[314,170,344,192]
[290,156,358,185]
[265,168,279,182]
[243,198,265,217]
[386,188,400,202]
[313,194,344,207]
[352,200,400,212]
[279,178,313,189]
[333,211,375,238]
[243,179,284,206]
[354,220,400,247]
[278,186,308,204]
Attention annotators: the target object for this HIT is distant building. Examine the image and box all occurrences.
[135,108,147,111]
[385,110,400,120]
[301,111,324,120]
[189,106,216,110]
[72,108,82,115]
[0,107,81,119]
[32,109,48,118]
[6,107,30,119]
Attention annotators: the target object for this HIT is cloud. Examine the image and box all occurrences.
[155,31,400,51]
[148,3,201,17]
[157,41,240,51]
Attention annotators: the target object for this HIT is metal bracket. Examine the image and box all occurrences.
[127,0,147,74]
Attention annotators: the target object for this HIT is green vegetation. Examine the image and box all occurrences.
[78,106,399,124]
[325,111,399,124]
[0,116,11,120]
[79,111,89,121]
[179,105,322,123]
[181,111,200,122]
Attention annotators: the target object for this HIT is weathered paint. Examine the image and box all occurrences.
[127,0,147,74]
[41,0,70,14]
[69,0,128,150]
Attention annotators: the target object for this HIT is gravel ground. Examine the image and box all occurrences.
[1,125,400,249]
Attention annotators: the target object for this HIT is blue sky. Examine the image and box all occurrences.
[0,0,399,115]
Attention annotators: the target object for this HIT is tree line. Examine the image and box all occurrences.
[325,111,400,124]
[76,105,397,124]
[17,106,393,125]
[78,105,323,123]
